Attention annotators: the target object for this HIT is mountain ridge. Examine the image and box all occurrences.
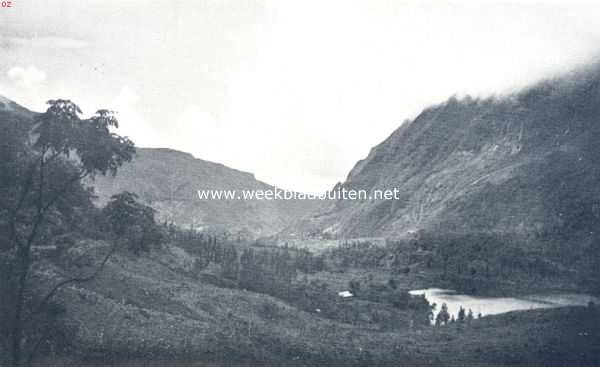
[88,146,321,238]
[0,96,321,238]
[283,62,600,248]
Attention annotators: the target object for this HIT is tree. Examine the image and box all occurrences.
[348,279,361,296]
[102,192,141,237]
[467,308,474,323]
[428,302,437,324]
[435,303,450,326]
[102,192,162,254]
[437,238,457,279]
[220,244,239,280]
[457,306,466,323]
[2,100,134,366]
[387,278,397,290]
[239,248,259,290]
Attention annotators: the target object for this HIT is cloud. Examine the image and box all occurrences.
[7,66,46,89]
[168,106,225,160]
[114,85,139,106]
[3,36,88,49]
[109,85,162,147]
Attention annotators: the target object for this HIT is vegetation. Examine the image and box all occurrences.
[1,96,599,367]
[435,303,450,326]
[316,231,597,296]
[0,100,134,366]
[103,192,164,254]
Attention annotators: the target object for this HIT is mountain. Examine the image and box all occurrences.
[287,63,600,249]
[0,95,31,114]
[0,96,319,238]
[88,148,320,238]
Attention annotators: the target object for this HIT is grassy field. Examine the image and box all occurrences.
[30,307,600,367]
[22,241,600,367]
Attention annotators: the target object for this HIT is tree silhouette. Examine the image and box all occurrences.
[3,100,134,366]
[467,308,474,323]
[103,192,162,254]
[435,303,450,326]
[458,306,466,323]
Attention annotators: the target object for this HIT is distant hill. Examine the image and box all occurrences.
[88,147,321,238]
[0,95,34,117]
[0,96,320,238]
[286,63,600,251]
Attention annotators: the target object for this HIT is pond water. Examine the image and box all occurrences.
[409,288,599,323]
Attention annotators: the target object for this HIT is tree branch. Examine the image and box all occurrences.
[33,242,117,316]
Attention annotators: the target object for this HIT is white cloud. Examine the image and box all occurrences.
[4,1,600,194]
[114,85,139,107]
[7,66,46,89]
[166,106,229,163]
[4,36,88,49]
[108,85,162,146]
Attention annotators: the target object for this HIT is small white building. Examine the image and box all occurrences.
[338,290,354,298]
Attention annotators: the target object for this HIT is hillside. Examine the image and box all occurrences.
[0,96,320,239]
[88,148,320,238]
[29,240,600,367]
[287,64,600,249]
[3,75,600,367]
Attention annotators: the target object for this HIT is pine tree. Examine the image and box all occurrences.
[435,303,450,326]
[467,308,474,323]
[458,306,466,323]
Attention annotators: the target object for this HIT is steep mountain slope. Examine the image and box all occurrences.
[88,148,320,238]
[289,64,600,248]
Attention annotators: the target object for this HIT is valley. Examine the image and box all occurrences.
[3,62,600,367]
[24,239,600,367]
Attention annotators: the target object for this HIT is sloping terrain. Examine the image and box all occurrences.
[4,63,600,366]
[88,148,321,238]
[0,95,320,239]
[287,64,600,247]
[30,241,600,367]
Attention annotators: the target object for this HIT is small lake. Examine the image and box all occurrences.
[409,288,599,322]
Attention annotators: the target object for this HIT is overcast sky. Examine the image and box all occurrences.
[2,1,600,194]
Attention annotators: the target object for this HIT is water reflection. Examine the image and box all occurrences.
[409,288,599,323]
